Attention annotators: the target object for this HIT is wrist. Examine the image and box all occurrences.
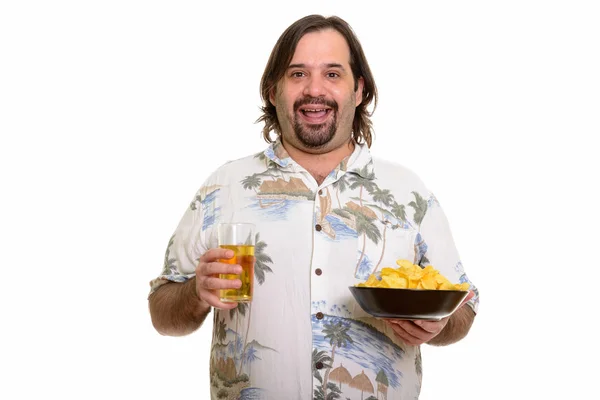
[186,277,210,317]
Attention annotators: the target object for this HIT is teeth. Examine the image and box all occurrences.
[304,109,326,112]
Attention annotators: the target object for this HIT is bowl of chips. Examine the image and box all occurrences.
[349,260,470,320]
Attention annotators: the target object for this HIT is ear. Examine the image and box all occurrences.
[355,77,364,106]
[269,86,276,106]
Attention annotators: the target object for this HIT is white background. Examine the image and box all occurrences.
[1,1,599,399]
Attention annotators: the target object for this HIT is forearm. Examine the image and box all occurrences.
[148,277,211,336]
[427,305,475,346]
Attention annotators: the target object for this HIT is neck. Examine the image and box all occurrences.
[281,138,355,185]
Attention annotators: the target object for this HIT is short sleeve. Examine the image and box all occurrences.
[417,194,480,313]
[147,183,214,297]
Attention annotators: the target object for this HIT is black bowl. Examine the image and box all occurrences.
[349,286,469,320]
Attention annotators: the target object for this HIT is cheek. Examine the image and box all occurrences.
[332,86,358,107]
[337,93,359,117]
[273,94,292,114]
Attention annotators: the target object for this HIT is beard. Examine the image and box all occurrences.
[292,97,338,148]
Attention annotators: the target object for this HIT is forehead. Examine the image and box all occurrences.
[290,29,351,67]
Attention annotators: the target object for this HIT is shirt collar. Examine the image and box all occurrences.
[261,138,375,180]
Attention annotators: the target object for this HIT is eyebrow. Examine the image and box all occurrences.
[287,63,347,71]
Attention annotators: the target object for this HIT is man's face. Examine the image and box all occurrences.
[270,29,364,154]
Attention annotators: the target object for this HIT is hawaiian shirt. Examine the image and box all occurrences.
[150,139,479,400]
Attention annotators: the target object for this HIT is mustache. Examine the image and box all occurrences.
[293,96,338,112]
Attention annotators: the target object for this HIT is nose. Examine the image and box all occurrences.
[302,75,326,98]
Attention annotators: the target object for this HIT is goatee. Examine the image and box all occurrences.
[293,97,338,148]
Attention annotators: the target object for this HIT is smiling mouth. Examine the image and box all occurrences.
[299,108,332,122]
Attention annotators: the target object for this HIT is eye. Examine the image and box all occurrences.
[327,72,340,78]
[291,71,305,78]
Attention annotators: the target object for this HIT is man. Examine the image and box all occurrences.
[148,14,479,399]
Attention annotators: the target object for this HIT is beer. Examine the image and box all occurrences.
[219,244,255,302]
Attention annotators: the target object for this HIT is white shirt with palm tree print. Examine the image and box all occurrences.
[150,139,479,400]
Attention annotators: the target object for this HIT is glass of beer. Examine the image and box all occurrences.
[218,222,255,303]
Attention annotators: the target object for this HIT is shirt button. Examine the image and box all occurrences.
[316,361,323,369]
[315,224,322,231]
[318,189,323,195]
[316,312,324,320]
[315,268,322,276]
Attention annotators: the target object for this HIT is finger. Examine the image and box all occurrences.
[414,318,446,334]
[199,290,238,310]
[394,319,431,341]
[199,261,243,277]
[199,248,235,263]
[385,321,422,346]
[198,275,242,291]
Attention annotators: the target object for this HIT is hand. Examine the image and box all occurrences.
[384,290,475,346]
[195,248,242,310]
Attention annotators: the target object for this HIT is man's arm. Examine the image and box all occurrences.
[148,277,211,336]
[426,305,475,346]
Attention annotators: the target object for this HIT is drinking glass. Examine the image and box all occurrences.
[218,223,255,303]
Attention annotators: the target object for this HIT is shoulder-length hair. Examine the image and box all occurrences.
[256,15,378,148]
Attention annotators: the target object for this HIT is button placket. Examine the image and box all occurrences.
[312,182,331,389]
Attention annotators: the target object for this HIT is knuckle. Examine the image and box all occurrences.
[206,262,220,276]
[198,260,210,273]
[200,249,217,262]
[204,276,219,289]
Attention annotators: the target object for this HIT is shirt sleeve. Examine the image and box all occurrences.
[147,185,213,297]
[417,194,480,313]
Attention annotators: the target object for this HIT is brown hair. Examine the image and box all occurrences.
[256,15,378,147]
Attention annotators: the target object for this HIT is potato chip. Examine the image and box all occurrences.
[357,259,470,291]
[396,259,415,269]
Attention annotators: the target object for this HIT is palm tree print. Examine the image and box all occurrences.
[216,317,227,346]
[369,188,394,272]
[216,319,226,345]
[241,170,291,210]
[343,206,381,276]
[332,172,351,209]
[322,320,354,397]
[314,383,342,400]
[189,194,201,211]
[348,166,376,207]
[253,152,269,168]
[415,347,423,378]
[408,191,428,226]
[371,187,393,208]
[242,346,260,377]
[253,232,273,285]
[312,348,333,384]
[375,369,389,400]
[240,173,268,209]
[161,234,177,275]
[230,302,248,374]
[331,175,431,279]
[241,173,262,191]
[391,202,407,224]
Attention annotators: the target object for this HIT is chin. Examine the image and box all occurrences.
[296,134,334,149]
